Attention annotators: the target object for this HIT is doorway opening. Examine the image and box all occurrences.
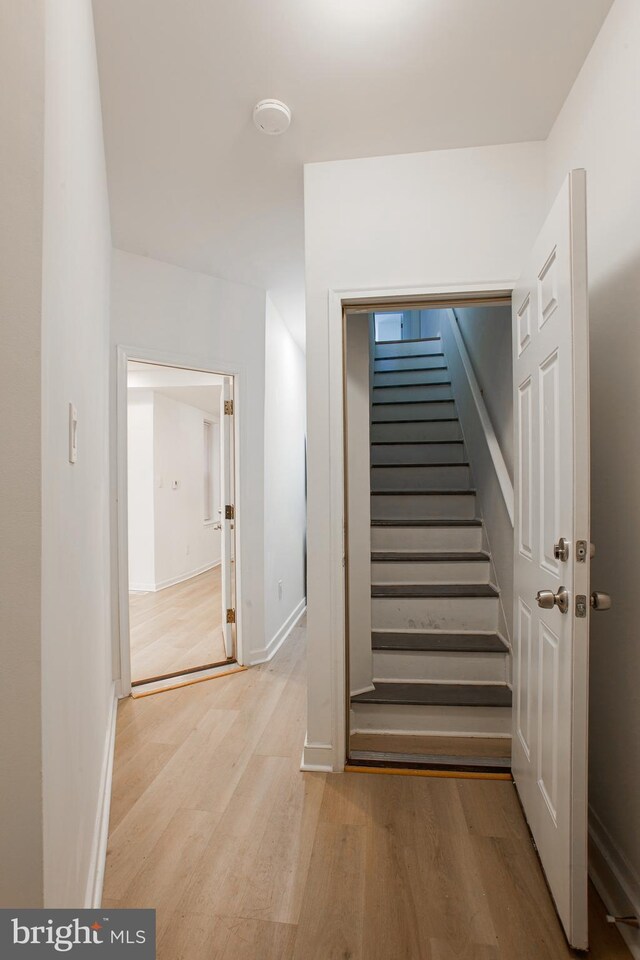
[124,359,238,689]
[343,296,514,774]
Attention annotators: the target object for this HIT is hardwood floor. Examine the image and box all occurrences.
[103,619,631,959]
[129,566,227,682]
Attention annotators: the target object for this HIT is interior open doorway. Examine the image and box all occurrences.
[125,360,237,686]
[344,298,515,773]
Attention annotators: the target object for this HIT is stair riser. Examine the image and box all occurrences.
[370,420,462,442]
[373,401,456,421]
[375,356,445,371]
[371,526,483,552]
[371,595,499,631]
[371,560,490,584]
[371,464,470,490]
[371,494,476,521]
[375,340,442,359]
[351,701,511,736]
[374,369,449,386]
[372,650,507,683]
[371,443,466,465]
[372,384,453,403]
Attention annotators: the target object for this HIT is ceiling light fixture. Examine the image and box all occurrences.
[253,99,291,136]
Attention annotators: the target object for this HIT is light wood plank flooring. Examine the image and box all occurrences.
[129,567,227,682]
[103,619,630,959]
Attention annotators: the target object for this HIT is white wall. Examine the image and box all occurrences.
[0,0,45,908]
[40,0,113,907]
[127,391,155,589]
[303,141,546,769]
[545,0,640,944]
[262,296,307,659]
[455,306,514,480]
[111,249,267,664]
[152,392,220,589]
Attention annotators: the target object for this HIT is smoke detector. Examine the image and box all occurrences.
[253,99,291,136]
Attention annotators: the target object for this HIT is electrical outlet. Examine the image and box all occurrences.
[278,579,283,601]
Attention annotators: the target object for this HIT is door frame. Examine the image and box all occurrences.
[322,280,517,771]
[115,344,243,697]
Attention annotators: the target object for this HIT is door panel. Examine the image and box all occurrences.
[512,170,590,949]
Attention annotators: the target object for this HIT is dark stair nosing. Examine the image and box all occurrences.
[373,365,448,374]
[371,461,469,468]
[351,681,512,708]
[371,440,464,446]
[372,398,456,406]
[348,750,511,773]
[373,380,451,390]
[371,551,489,563]
[375,336,441,345]
[371,489,475,496]
[371,583,498,599]
[374,352,445,361]
[371,631,507,653]
[371,417,459,424]
[371,518,482,527]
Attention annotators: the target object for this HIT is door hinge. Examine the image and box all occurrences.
[226,608,236,624]
[225,504,235,520]
[224,399,234,415]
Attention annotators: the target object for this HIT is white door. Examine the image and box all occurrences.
[219,376,236,659]
[512,169,591,949]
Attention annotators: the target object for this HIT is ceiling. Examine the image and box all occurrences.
[94,0,613,347]
[128,362,223,416]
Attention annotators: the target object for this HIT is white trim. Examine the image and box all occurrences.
[447,309,515,524]
[300,740,335,773]
[84,685,118,908]
[589,805,640,959]
[115,345,244,695]
[129,560,221,594]
[318,281,517,773]
[250,598,306,665]
[350,684,376,698]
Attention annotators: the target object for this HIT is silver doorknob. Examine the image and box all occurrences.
[591,591,612,611]
[536,586,569,614]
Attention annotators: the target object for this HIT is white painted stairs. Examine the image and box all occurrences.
[351,334,512,742]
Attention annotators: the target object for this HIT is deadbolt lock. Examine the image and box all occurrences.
[554,538,570,562]
[536,586,569,614]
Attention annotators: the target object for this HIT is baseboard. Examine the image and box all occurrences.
[350,683,376,697]
[84,685,118,909]
[300,738,336,773]
[250,598,306,665]
[589,804,640,959]
[130,560,221,594]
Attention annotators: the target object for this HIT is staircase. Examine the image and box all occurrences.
[351,334,512,748]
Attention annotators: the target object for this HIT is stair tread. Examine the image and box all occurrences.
[371,631,508,653]
[349,749,511,770]
[371,551,489,562]
[371,440,463,445]
[371,461,469,468]
[375,351,445,360]
[373,398,455,406]
[373,365,449,374]
[372,489,475,496]
[371,417,459,424]
[375,336,441,345]
[371,583,499,598]
[352,682,512,708]
[374,381,452,389]
[371,518,482,527]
